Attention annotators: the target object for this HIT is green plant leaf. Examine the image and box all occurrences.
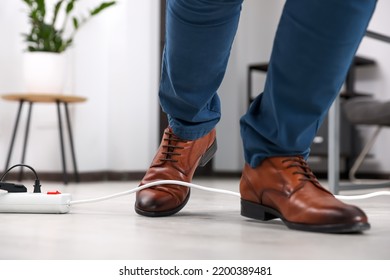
[30,10,40,23]
[22,0,117,53]
[22,0,33,7]
[72,17,79,30]
[60,38,73,52]
[36,0,46,19]
[90,1,116,16]
[65,0,76,14]
[52,0,65,26]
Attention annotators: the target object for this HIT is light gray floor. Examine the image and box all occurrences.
[0,178,389,260]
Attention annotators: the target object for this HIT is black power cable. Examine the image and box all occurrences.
[0,164,41,193]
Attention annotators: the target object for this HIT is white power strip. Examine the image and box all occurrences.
[0,192,72,214]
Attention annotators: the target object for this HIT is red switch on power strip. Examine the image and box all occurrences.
[47,191,62,195]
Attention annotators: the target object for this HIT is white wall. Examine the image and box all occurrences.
[214,0,390,174]
[0,0,160,173]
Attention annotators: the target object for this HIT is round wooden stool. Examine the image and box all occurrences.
[2,93,87,184]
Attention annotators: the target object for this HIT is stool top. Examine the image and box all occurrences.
[1,93,87,103]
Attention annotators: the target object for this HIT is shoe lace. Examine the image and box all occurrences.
[282,156,322,188]
[160,131,187,163]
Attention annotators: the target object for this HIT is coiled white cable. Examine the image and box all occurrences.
[69,180,390,205]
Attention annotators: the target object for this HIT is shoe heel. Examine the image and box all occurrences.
[241,199,278,221]
[198,140,217,167]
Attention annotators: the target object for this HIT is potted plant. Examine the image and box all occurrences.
[21,0,116,93]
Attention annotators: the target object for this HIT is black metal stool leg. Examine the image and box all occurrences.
[18,102,33,181]
[64,103,80,182]
[247,67,252,107]
[5,100,24,172]
[56,101,68,184]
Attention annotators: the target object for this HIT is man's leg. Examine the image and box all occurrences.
[135,0,243,217]
[241,0,377,166]
[240,0,377,232]
[160,0,244,140]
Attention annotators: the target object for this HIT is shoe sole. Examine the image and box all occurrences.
[241,199,371,233]
[135,140,217,217]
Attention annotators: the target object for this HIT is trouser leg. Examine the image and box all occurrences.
[160,0,243,140]
[240,0,377,167]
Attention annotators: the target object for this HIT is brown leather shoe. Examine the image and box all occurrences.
[240,156,370,233]
[135,127,217,217]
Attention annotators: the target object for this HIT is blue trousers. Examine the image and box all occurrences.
[159,0,377,168]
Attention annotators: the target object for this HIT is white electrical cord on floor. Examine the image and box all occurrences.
[68,180,390,206]
[335,191,390,200]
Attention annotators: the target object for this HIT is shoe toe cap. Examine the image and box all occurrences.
[135,186,189,213]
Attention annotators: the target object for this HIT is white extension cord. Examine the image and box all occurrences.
[0,180,389,214]
[1,164,388,214]
[69,179,390,205]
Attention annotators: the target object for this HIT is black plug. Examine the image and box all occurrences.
[33,179,41,193]
[0,182,28,193]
